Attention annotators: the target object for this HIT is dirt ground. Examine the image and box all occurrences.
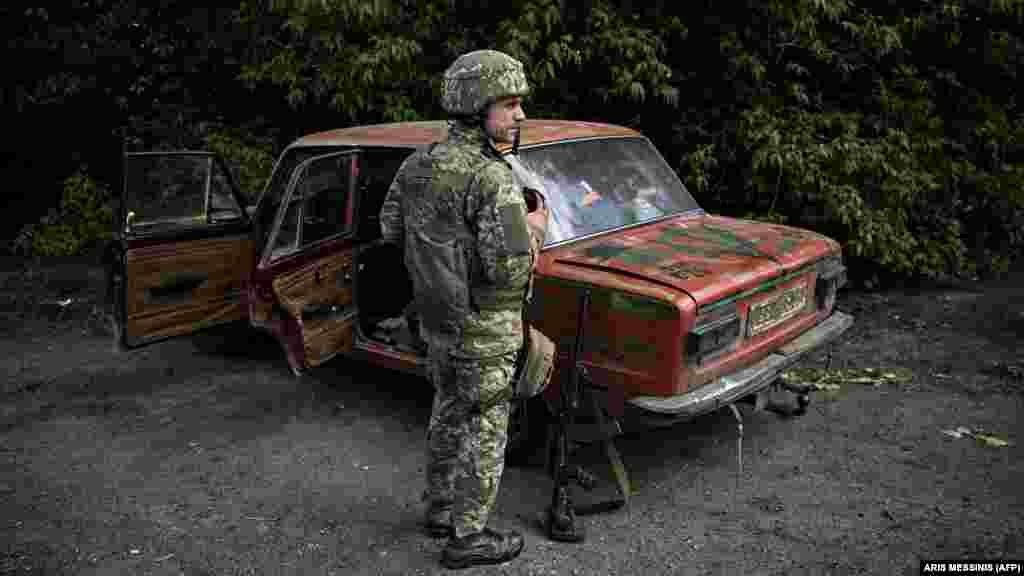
[1,257,1021,575]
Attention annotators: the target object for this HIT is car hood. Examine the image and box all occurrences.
[550,213,839,305]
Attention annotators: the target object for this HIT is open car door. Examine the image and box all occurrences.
[255,150,360,374]
[112,152,254,348]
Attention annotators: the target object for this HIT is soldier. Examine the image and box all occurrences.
[379,50,548,569]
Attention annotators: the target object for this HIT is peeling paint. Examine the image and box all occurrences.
[609,292,677,321]
[622,334,658,355]
[615,248,674,266]
[660,262,710,281]
[582,243,630,261]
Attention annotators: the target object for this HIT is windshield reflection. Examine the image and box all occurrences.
[510,137,700,245]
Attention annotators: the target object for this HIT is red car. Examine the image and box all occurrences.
[111,119,852,447]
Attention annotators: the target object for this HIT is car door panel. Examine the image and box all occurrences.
[115,152,253,349]
[256,149,361,373]
[271,249,356,367]
[124,234,254,346]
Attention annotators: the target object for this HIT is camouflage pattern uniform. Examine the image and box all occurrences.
[379,50,538,540]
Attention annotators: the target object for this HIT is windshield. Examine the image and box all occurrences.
[510,137,700,245]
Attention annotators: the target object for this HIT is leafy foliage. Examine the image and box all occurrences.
[665,0,1023,280]
[203,127,277,204]
[6,0,1022,282]
[13,170,114,258]
[237,0,427,122]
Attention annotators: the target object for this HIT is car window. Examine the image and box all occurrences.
[257,146,336,248]
[269,151,355,260]
[510,137,700,246]
[271,199,301,258]
[123,154,242,233]
[260,146,335,211]
[209,162,243,222]
[355,148,416,240]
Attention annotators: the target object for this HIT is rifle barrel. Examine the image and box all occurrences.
[568,290,591,410]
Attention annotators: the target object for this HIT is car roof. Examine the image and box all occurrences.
[290,119,641,151]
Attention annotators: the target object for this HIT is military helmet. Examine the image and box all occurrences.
[441,50,530,116]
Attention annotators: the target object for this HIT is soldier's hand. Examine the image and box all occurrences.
[525,190,548,254]
[523,187,544,213]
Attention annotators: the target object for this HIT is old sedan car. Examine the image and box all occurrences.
[110,119,852,458]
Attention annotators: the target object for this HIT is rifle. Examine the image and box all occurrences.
[548,288,633,542]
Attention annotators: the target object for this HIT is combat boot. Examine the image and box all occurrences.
[441,527,524,570]
[424,503,453,538]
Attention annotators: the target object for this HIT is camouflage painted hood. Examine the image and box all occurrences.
[551,214,839,305]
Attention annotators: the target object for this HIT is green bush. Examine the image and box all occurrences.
[671,1,1023,281]
[734,107,973,279]
[10,129,274,259]
[12,0,1021,282]
[13,169,114,258]
[203,127,276,204]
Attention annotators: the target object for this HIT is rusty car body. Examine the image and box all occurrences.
[111,119,852,433]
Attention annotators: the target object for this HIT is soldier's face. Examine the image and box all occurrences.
[484,96,526,144]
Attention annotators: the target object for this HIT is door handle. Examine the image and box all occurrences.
[337,264,353,286]
[145,272,208,304]
[302,302,336,320]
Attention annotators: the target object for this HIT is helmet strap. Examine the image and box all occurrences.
[453,110,505,152]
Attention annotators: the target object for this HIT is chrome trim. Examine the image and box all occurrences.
[629,311,854,417]
[542,209,706,251]
[505,134,641,151]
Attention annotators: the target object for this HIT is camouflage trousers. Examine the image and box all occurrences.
[423,330,516,538]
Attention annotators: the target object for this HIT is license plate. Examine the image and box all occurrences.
[748,284,807,336]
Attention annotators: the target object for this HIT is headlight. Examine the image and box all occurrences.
[687,302,741,366]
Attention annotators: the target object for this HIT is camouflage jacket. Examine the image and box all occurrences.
[380,122,542,358]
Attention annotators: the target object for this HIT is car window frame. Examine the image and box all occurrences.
[259,149,361,265]
[505,136,704,250]
[121,151,249,238]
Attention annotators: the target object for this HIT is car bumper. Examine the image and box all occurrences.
[627,311,854,417]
